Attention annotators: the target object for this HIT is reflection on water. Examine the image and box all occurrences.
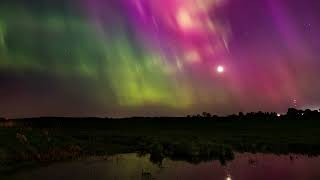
[5,153,320,180]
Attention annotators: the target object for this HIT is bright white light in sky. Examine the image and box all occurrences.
[217,65,224,73]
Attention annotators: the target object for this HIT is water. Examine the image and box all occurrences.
[4,153,320,180]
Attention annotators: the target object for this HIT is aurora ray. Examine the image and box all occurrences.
[0,0,319,117]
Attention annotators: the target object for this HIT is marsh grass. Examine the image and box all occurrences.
[1,118,320,172]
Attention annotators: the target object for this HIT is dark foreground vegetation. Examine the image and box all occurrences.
[1,108,320,173]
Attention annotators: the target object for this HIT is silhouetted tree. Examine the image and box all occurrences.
[303,109,312,120]
[287,108,300,120]
[202,112,212,118]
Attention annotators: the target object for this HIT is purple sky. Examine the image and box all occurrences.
[0,0,319,117]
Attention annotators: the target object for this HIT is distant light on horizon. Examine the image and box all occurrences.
[226,175,232,180]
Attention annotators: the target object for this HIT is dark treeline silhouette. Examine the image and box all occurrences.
[1,108,320,128]
[188,108,320,121]
[187,111,279,121]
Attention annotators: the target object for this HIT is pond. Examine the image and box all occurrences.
[4,153,320,180]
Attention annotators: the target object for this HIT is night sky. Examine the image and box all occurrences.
[0,0,319,117]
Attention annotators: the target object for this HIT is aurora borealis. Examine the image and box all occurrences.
[0,0,320,117]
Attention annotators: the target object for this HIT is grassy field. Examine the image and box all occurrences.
[1,118,320,172]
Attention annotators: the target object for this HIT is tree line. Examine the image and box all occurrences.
[187,108,320,121]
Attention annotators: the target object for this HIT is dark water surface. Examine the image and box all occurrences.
[4,153,320,180]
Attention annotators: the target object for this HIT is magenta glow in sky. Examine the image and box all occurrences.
[0,0,320,117]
